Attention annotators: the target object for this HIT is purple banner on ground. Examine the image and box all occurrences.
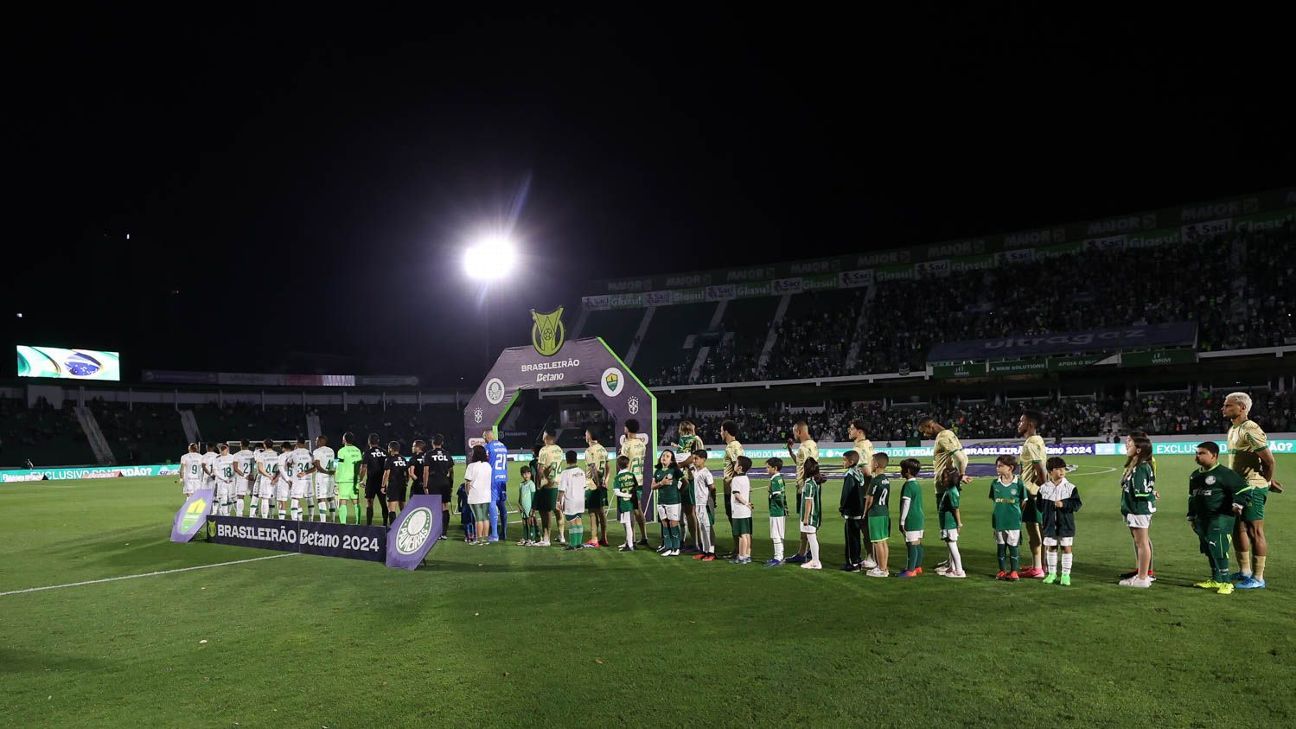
[927,322,1197,361]
[208,516,388,562]
[386,495,443,570]
[171,488,214,542]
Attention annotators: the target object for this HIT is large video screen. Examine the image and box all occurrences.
[16,346,121,381]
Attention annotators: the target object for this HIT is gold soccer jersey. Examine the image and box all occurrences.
[1019,435,1047,496]
[1228,419,1270,489]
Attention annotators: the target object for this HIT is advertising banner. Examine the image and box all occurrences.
[928,322,1197,362]
[171,489,214,543]
[0,464,180,483]
[208,516,388,562]
[1120,349,1197,368]
[385,495,444,570]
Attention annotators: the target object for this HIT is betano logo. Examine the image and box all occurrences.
[180,498,208,533]
[531,307,565,357]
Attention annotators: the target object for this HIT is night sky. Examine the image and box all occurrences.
[5,8,1289,386]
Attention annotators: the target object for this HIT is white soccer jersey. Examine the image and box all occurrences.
[276,452,292,500]
[215,454,237,497]
[233,449,255,480]
[202,452,218,483]
[692,465,715,505]
[288,448,314,482]
[312,446,336,486]
[731,474,753,519]
[560,467,587,514]
[180,453,203,485]
[255,449,278,486]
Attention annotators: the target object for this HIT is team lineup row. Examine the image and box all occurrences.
[176,392,1279,590]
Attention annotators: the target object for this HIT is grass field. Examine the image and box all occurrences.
[2,455,1294,728]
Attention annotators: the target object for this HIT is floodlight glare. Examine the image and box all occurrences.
[462,234,517,282]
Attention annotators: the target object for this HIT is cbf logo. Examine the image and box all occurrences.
[179,497,208,534]
[396,507,434,555]
[627,396,640,415]
[531,307,565,356]
[485,378,505,405]
[601,367,625,398]
[473,408,484,424]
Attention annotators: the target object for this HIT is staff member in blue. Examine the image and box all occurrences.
[484,429,511,542]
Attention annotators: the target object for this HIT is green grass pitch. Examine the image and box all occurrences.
[2,455,1294,728]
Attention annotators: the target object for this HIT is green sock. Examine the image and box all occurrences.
[997,544,1007,571]
[905,544,915,570]
[1009,545,1020,571]
[669,526,678,550]
[338,504,348,524]
[916,544,924,569]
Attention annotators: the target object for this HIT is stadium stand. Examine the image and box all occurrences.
[621,224,1296,385]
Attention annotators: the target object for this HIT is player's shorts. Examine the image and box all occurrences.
[469,503,489,521]
[658,503,681,522]
[732,517,752,536]
[182,480,198,496]
[365,481,384,499]
[587,488,607,509]
[215,481,234,502]
[428,481,451,501]
[903,530,924,543]
[388,483,408,503]
[1022,496,1040,524]
[619,510,633,526]
[235,478,251,497]
[995,529,1021,546]
[336,481,358,500]
[274,481,290,502]
[867,515,890,542]
[1241,488,1267,522]
[941,528,959,542]
[315,478,336,500]
[564,512,583,522]
[290,479,309,499]
[536,487,557,512]
[1125,514,1152,529]
[1043,536,1074,547]
[1194,517,1234,553]
[769,515,785,542]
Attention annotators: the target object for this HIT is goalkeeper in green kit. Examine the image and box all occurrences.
[1188,441,1249,595]
[334,432,365,524]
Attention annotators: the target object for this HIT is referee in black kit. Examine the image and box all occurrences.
[361,433,388,526]
[425,434,455,539]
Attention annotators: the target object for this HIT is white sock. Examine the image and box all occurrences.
[1062,552,1073,575]
[1046,550,1058,574]
[233,497,243,517]
[808,533,820,563]
[291,499,301,521]
[625,526,634,548]
[948,541,963,573]
[773,538,784,561]
[259,498,270,518]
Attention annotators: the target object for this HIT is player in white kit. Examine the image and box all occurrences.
[276,442,293,519]
[214,444,237,516]
[312,435,337,523]
[202,443,218,491]
[287,438,316,521]
[179,443,203,499]
[254,438,279,518]
[232,439,255,517]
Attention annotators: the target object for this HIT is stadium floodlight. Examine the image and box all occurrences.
[462,234,517,282]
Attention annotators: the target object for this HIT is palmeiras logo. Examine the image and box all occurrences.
[1205,475,1216,485]
[396,507,434,555]
[486,378,506,405]
[531,307,565,357]
[627,396,640,415]
[473,408,484,424]
[600,367,625,398]
[179,497,208,534]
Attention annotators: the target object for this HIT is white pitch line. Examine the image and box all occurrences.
[0,552,297,597]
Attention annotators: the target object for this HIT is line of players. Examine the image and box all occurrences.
[502,394,1280,591]
[178,433,460,531]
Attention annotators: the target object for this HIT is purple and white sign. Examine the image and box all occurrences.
[464,336,658,520]
[385,494,444,570]
[207,516,388,562]
[170,488,214,543]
